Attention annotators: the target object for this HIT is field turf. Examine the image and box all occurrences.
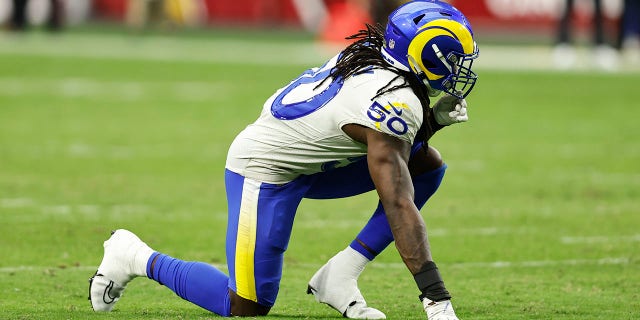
[0,30,638,319]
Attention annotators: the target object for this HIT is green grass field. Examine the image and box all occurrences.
[1,30,638,319]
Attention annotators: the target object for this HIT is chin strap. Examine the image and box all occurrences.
[425,84,442,97]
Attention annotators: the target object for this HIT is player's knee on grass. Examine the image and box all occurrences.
[408,145,444,176]
[229,290,271,316]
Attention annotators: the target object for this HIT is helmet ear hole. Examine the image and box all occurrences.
[424,59,437,69]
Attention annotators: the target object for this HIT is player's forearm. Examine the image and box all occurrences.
[365,129,450,299]
[397,213,451,302]
[386,203,433,273]
[384,200,451,302]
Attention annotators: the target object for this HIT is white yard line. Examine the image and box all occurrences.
[432,257,631,269]
[1,33,639,72]
[0,33,329,66]
[2,197,636,245]
[0,257,630,273]
[0,77,227,101]
[561,234,640,244]
[0,265,98,273]
[296,220,535,237]
[0,197,35,208]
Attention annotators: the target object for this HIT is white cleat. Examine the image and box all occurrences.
[552,43,577,70]
[88,229,154,312]
[593,44,619,72]
[307,248,386,319]
[423,298,459,320]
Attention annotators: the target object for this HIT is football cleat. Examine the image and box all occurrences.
[88,274,126,311]
[422,298,459,320]
[88,229,154,312]
[307,248,386,319]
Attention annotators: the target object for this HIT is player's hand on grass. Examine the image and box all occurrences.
[423,298,459,320]
[432,94,468,126]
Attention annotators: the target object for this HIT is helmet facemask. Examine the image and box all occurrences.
[408,41,479,99]
[383,1,480,99]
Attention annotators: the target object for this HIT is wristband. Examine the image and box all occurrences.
[413,261,451,302]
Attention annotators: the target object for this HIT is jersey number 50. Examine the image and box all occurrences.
[367,101,409,136]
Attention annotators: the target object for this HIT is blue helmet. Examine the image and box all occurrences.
[381,0,479,98]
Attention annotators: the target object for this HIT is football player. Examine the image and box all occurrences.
[88,1,479,319]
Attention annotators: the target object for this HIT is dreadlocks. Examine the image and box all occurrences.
[322,23,438,143]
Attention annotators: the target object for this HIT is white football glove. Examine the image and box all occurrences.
[423,298,459,320]
[432,94,468,126]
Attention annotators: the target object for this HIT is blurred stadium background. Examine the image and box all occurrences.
[1,1,639,319]
[1,0,639,71]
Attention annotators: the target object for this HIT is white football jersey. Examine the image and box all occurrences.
[226,54,425,184]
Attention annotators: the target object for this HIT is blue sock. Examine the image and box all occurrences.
[147,252,231,316]
[350,164,447,260]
